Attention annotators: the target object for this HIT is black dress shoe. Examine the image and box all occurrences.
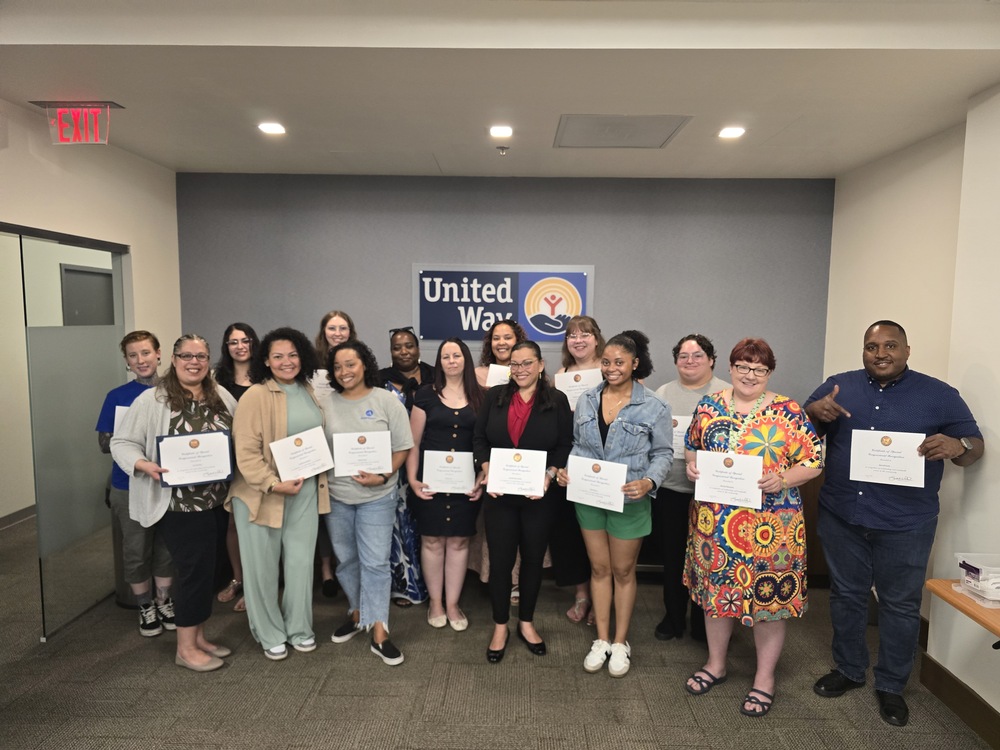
[486,631,509,663]
[876,690,909,726]
[321,578,338,598]
[654,617,681,641]
[517,628,546,656]
[813,670,865,698]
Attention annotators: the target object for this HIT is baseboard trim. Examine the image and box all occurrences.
[0,505,36,530]
[920,652,1000,749]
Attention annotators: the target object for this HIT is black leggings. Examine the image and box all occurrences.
[484,492,558,624]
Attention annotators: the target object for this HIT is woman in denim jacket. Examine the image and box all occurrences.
[557,330,672,677]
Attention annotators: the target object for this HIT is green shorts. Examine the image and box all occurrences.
[575,497,652,540]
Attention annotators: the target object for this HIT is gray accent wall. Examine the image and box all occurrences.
[177,175,833,403]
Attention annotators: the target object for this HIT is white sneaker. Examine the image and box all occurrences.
[583,639,611,673]
[264,644,288,661]
[292,637,316,653]
[608,641,631,677]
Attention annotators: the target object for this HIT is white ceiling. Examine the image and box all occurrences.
[2,0,1000,179]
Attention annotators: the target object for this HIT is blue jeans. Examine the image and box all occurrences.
[818,506,937,694]
[325,490,397,630]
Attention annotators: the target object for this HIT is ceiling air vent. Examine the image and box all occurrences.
[554,114,691,149]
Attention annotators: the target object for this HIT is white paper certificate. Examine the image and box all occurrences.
[113,405,130,433]
[487,447,547,497]
[332,431,393,477]
[566,455,627,513]
[485,364,511,387]
[269,426,334,482]
[849,430,925,488]
[671,415,692,459]
[554,369,603,411]
[422,451,475,494]
[157,431,233,487]
[694,451,764,509]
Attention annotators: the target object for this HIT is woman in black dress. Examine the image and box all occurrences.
[406,338,484,631]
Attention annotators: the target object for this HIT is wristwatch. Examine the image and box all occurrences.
[380,473,391,484]
[546,468,557,480]
[960,437,973,455]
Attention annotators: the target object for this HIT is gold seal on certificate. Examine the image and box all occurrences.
[423,450,475,494]
[566,455,627,512]
[269,426,334,482]
[554,368,602,411]
[485,364,511,388]
[487,447,547,497]
[331,431,392,477]
[156,431,233,487]
[694,450,764,509]
[849,429,925,488]
[671,415,691,458]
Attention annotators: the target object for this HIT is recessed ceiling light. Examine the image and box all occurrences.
[259,122,286,135]
[490,125,513,138]
[718,127,745,139]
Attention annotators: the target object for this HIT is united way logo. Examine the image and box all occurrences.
[522,277,583,338]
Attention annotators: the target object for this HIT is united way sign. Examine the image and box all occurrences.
[414,265,593,343]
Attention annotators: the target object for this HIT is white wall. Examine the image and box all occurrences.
[0,97,182,517]
[828,108,999,713]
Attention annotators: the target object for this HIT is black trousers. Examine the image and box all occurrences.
[651,487,704,638]
[156,505,221,628]
[484,492,559,624]
[547,490,590,588]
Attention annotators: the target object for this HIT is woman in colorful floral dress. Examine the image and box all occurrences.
[682,338,821,717]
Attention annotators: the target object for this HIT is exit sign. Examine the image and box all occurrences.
[47,106,110,144]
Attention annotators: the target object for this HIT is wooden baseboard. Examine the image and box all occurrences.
[921,652,1000,749]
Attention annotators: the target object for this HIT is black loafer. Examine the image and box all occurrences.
[876,690,909,727]
[654,617,680,641]
[487,631,509,664]
[517,628,546,656]
[813,670,865,698]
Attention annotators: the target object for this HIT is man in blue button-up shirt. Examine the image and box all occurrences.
[803,320,984,728]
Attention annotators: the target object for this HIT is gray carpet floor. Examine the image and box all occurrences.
[0,514,988,750]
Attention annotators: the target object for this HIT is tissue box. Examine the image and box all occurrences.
[956,553,1000,601]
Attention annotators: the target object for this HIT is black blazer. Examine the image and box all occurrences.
[473,384,573,476]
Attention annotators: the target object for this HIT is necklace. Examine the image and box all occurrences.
[727,389,766,451]
[602,386,629,422]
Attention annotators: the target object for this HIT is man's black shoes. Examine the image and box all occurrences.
[813,670,865,697]
[876,690,909,727]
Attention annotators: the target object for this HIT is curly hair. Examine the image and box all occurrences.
[560,315,605,370]
[159,334,229,415]
[250,327,319,385]
[314,310,358,365]
[432,338,484,414]
[214,322,260,391]
[671,333,716,368]
[478,319,527,367]
[604,330,654,381]
[327,340,381,393]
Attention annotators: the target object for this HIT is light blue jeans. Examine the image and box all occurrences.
[326,489,397,630]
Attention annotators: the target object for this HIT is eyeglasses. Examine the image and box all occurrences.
[226,338,251,347]
[733,364,770,377]
[175,352,209,362]
[389,326,415,335]
[509,359,537,371]
[567,332,594,341]
[677,352,707,362]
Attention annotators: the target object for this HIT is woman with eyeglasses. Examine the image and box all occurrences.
[228,327,326,660]
[473,341,573,663]
[111,334,238,672]
[552,315,606,625]
[378,325,433,608]
[406,338,485,631]
[213,322,261,612]
[556,330,672,678]
[682,338,822,717]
